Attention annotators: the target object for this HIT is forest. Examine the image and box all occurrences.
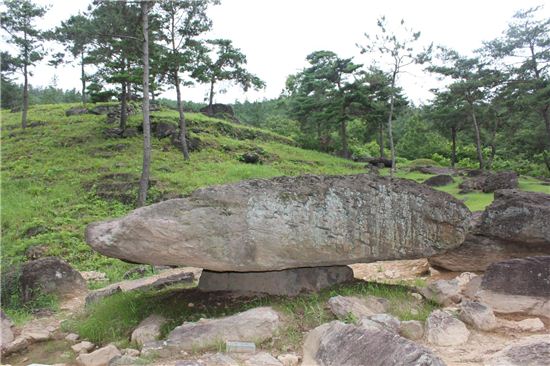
[2,1,549,183]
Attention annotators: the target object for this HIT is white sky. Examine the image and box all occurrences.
[3,0,549,105]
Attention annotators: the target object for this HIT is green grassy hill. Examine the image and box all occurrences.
[1,103,549,283]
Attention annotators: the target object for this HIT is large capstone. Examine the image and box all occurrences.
[86,174,471,272]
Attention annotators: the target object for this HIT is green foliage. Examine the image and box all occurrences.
[396,114,449,160]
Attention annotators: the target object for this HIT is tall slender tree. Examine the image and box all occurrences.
[358,17,430,175]
[157,0,218,160]
[1,0,49,128]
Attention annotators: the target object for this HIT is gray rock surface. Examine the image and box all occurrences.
[399,320,424,340]
[482,171,518,193]
[419,279,461,306]
[328,295,389,320]
[199,266,353,296]
[303,321,445,366]
[425,310,470,346]
[72,341,96,354]
[142,307,280,354]
[131,314,166,346]
[86,174,471,271]
[1,311,14,349]
[423,175,454,187]
[367,313,401,333]
[429,190,550,271]
[484,335,550,366]
[19,257,87,302]
[476,256,550,317]
[458,301,497,331]
[76,344,121,366]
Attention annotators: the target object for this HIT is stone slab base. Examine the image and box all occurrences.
[198,266,354,296]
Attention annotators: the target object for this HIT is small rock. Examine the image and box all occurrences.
[201,353,238,366]
[23,328,52,342]
[499,318,546,332]
[455,272,478,288]
[122,348,140,357]
[484,335,550,366]
[240,152,261,164]
[2,336,29,356]
[80,271,108,282]
[426,310,470,346]
[411,292,423,301]
[122,266,148,280]
[1,311,15,348]
[65,333,80,342]
[72,341,95,354]
[188,302,194,308]
[242,352,282,366]
[277,353,299,366]
[458,301,497,331]
[76,344,121,366]
[419,279,461,306]
[368,314,400,333]
[423,174,454,187]
[108,355,141,366]
[131,314,166,347]
[399,320,424,340]
[429,267,441,276]
[328,295,389,320]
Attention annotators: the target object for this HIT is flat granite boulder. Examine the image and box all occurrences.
[303,321,445,366]
[86,174,470,272]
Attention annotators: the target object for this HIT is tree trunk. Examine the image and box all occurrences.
[120,80,127,131]
[22,62,29,129]
[387,71,397,177]
[137,1,151,207]
[378,122,385,158]
[487,116,499,170]
[451,126,457,169]
[81,51,86,106]
[470,103,484,170]
[340,118,349,159]
[175,72,190,160]
[208,78,215,114]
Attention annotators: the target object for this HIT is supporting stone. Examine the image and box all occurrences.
[198,266,353,296]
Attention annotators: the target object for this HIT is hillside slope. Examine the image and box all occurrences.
[1,103,365,279]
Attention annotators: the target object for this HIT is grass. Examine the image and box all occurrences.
[67,280,437,353]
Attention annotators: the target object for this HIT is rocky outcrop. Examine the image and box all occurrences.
[476,256,550,317]
[142,307,280,355]
[458,171,518,194]
[328,295,390,320]
[411,166,454,175]
[199,266,353,296]
[303,321,445,366]
[18,257,87,302]
[131,314,166,346]
[423,175,453,187]
[484,335,550,366]
[86,174,471,272]
[429,190,550,271]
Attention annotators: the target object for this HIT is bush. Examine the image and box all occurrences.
[431,153,450,167]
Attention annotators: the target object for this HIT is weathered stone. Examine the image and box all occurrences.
[19,257,86,303]
[22,328,52,342]
[419,279,461,306]
[76,344,121,366]
[425,310,470,346]
[199,266,353,296]
[423,174,454,187]
[277,353,299,366]
[499,318,546,332]
[367,313,401,333]
[151,121,177,139]
[429,190,550,271]
[108,355,141,366]
[80,271,108,282]
[482,171,518,193]
[484,335,550,366]
[399,320,424,340]
[458,301,497,331]
[328,295,389,320]
[66,107,89,116]
[411,166,455,175]
[25,244,49,260]
[72,341,96,354]
[142,307,280,354]
[201,353,238,366]
[131,314,166,346]
[477,256,550,317]
[1,311,14,349]
[122,348,140,357]
[2,336,29,355]
[65,333,80,342]
[86,174,471,271]
[85,286,122,306]
[240,152,261,164]
[303,321,445,366]
[363,157,392,168]
[242,352,282,366]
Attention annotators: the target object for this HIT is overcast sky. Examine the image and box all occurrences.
[3,0,549,105]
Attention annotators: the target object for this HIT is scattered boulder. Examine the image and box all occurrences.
[89,105,117,115]
[108,355,142,366]
[423,174,454,187]
[81,271,108,282]
[199,266,353,296]
[499,318,545,332]
[2,336,29,356]
[482,171,518,193]
[65,333,80,342]
[366,313,400,333]
[24,244,48,260]
[242,352,283,366]
[86,174,471,271]
[399,320,424,340]
[1,311,15,349]
[19,257,86,303]
[484,335,550,366]
[411,166,454,175]
[72,341,96,354]
[142,307,280,354]
[458,175,486,194]
[328,295,389,320]
[76,344,121,366]
[239,152,261,164]
[303,321,445,366]
[458,301,497,331]
[363,157,392,168]
[151,121,177,139]
[200,104,238,122]
[277,353,299,366]
[131,314,166,346]
[66,107,89,116]
[24,225,48,238]
[476,256,550,317]
[419,279,461,306]
[425,310,470,346]
[429,190,550,271]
